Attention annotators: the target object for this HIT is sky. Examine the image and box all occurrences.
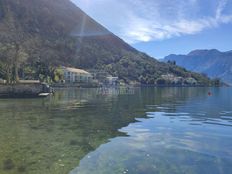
[71,0,232,58]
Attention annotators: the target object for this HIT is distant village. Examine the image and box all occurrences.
[58,67,119,87]
[0,66,201,87]
[0,66,120,87]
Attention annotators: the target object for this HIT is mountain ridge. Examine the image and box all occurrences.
[0,0,213,85]
[163,49,232,84]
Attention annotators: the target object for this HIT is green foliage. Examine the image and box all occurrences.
[0,0,214,86]
[53,67,64,82]
[211,78,221,86]
[156,78,166,85]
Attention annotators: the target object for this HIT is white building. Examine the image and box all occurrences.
[0,78,6,84]
[62,67,93,83]
[106,76,119,86]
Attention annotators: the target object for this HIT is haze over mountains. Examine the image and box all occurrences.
[164,49,232,84]
[0,0,214,85]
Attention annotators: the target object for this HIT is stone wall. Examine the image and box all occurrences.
[0,83,44,97]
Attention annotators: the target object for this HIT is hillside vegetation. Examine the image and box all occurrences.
[0,0,214,85]
[164,49,232,85]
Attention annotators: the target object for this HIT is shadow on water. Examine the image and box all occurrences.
[0,87,231,174]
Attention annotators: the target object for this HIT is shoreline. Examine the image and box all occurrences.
[0,83,52,98]
[0,83,228,98]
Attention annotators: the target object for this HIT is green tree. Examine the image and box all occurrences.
[0,1,28,83]
[0,43,15,83]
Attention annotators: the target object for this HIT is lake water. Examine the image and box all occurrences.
[0,87,231,174]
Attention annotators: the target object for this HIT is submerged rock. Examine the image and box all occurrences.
[3,159,15,170]
[17,165,26,173]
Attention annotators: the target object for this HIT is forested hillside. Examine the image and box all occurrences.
[164,49,232,84]
[0,0,214,85]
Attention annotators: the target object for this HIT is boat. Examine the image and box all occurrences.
[38,93,51,98]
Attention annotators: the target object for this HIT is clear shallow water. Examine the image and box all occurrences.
[0,87,232,174]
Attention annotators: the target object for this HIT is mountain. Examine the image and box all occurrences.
[0,0,213,85]
[163,49,232,84]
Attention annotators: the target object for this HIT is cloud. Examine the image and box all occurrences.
[71,0,232,44]
[216,0,228,19]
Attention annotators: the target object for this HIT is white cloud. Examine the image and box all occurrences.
[71,0,232,44]
[216,0,228,19]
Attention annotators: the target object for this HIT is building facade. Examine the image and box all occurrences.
[106,76,119,86]
[62,67,93,84]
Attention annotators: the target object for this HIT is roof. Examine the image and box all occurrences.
[63,67,90,74]
[19,80,40,84]
[107,76,118,80]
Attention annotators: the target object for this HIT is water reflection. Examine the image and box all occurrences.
[0,88,145,174]
[70,87,232,174]
[0,87,231,174]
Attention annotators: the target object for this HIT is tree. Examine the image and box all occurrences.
[167,60,176,65]
[0,42,28,83]
[0,43,15,83]
[212,78,221,86]
[156,78,166,85]
[0,0,29,83]
[53,67,64,82]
